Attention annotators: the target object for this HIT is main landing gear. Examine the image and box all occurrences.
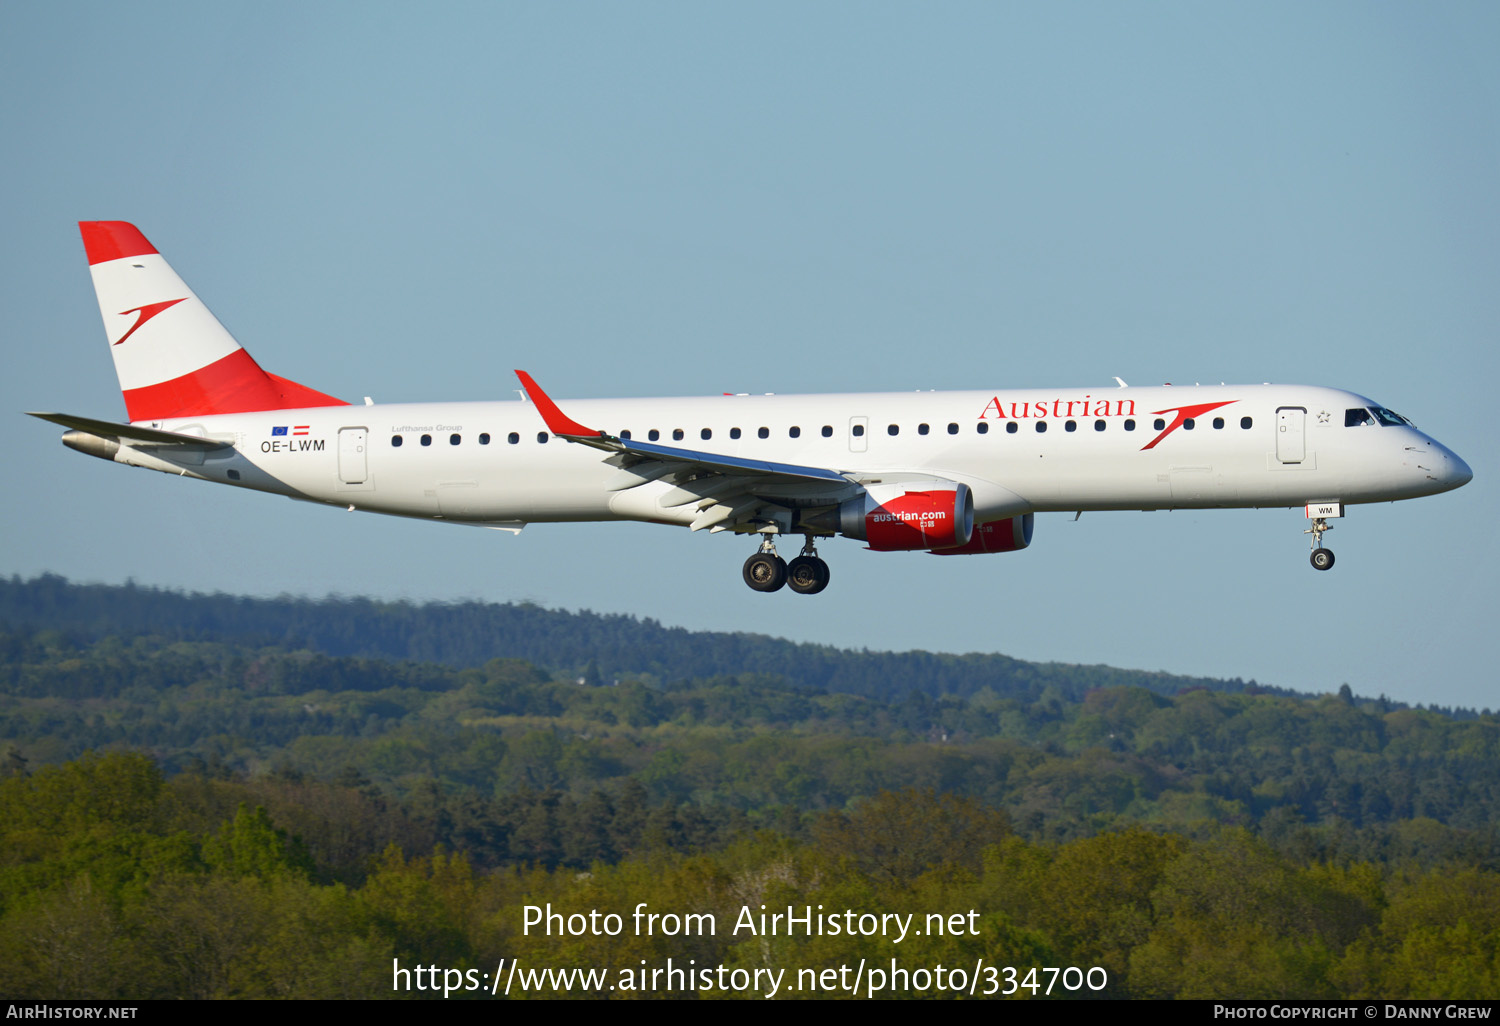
[743,535,831,594]
[1306,517,1335,571]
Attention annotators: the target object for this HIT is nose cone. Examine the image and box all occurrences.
[1447,449,1474,489]
[1396,434,1473,499]
[1428,442,1473,493]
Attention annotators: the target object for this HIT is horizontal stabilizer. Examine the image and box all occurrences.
[26,411,232,452]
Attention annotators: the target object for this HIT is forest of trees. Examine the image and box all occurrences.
[4,754,1498,999]
[0,574,1313,705]
[2,576,1496,999]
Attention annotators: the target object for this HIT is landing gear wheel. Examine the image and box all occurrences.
[743,552,788,592]
[1304,515,1336,571]
[786,555,831,595]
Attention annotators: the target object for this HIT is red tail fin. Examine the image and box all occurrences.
[81,221,348,421]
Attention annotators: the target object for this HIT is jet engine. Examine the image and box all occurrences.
[839,483,974,551]
[929,513,1035,555]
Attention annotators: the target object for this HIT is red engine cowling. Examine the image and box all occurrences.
[840,485,974,551]
[929,514,1034,555]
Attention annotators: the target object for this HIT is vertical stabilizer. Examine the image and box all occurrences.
[79,221,347,422]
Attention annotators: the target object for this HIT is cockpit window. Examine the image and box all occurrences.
[1371,407,1411,427]
[1345,408,1373,427]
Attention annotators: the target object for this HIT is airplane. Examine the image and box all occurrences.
[30,221,1473,595]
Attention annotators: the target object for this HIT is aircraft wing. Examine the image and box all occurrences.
[515,371,857,532]
[26,412,233,452]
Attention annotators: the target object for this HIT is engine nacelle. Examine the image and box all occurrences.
[929,513,1035,555]
[840,484,974,551]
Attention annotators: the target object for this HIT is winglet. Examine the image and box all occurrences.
[514,371,605,439]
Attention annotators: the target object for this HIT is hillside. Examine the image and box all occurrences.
[3,574,1499,999]
[1,573,1295,706]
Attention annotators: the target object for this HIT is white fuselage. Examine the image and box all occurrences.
[116,382,1471,533]
[56,222,1472,585]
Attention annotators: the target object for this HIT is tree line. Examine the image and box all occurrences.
[0,573,1309,706]
[2,753,1496,999]
[4,574,1497,998]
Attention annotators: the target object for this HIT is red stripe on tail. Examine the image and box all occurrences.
[80,221,158,265]
[121,349,349,422]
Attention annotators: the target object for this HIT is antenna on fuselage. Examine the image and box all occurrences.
[1112,376,1128,388]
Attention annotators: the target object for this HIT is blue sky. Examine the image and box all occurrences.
[4,3,1496,709]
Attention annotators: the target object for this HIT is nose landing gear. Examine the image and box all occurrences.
[1302,502,1343,571]
[1306,516,1335,571]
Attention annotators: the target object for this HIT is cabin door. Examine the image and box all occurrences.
[1276,407,1305,464]
[339,427,368,484]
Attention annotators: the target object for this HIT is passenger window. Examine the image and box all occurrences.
[649,429,660,441]
[1065,420,1077,432]
[391,435,403,447]
[852,424,865,437]
[450,433,461,445]
[1094,420,1106,432]
[420,434,432,446]
[1183,419,1195,430]
[1006,422,1018,434]
[948,423,959,434]
[821,425,832,437]
[1153,418,1166,431]
[1240,417,1252,429]
[758,427,769,439]
[673,429,684,441]
[1345,408,1373,427]
[789,426,801,438]
[888,424,899,436]
[479,433,490,445]
[918,423,930,435]
[730,427,742,439]
[976,421,988,434]
[1124,419,1136,431]
[701,428,712,440]
[1212,418,1224,429]
[1036,422,1047,433]
[536,433,548,444]
[508,432,519,444]
[620,430,632,440]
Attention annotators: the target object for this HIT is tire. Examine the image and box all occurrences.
[743,552,788,592]
[786,555,831,595]
[1310,548,1335,571]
